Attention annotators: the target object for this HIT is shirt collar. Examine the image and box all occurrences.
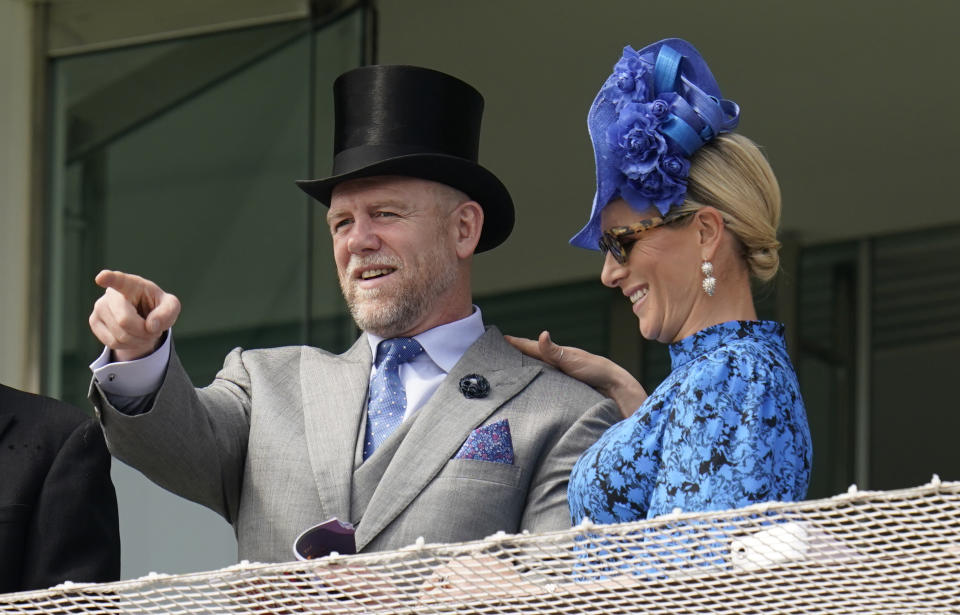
[365,306,486,372]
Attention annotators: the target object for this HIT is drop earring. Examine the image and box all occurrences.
[701,261,716,296]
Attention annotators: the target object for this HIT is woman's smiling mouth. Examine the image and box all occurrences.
[629,286,648,304]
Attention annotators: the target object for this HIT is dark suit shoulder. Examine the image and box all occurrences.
[0,384,106,474]
[0,384,92,438]
[0,385,118,591]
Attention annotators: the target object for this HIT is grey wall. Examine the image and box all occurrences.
[377,0,960,295]
[0,0,37,390]
[872,338,960,489]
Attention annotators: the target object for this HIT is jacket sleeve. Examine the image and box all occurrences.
[90,345,252,524]
[520,396,621,533]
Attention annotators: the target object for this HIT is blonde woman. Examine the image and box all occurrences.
[509,39,812,525]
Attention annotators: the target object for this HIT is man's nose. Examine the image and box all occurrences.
[346,218,381,254]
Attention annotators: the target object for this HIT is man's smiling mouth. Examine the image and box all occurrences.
[360,267,396,280]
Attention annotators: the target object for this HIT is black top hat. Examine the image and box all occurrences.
[296,65,515,253]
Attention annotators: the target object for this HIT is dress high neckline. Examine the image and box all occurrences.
[668,320,785,372]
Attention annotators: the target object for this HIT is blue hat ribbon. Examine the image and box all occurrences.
[654,45,739,156]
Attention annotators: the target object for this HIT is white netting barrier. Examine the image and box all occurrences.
[3,478,959,614]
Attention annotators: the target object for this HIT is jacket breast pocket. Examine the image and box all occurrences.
[438,458,524,488]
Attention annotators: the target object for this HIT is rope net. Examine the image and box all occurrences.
[3,479,959,614]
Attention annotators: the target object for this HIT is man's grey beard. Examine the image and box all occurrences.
[340,251,458,338]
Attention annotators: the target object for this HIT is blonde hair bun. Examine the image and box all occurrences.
[684,133,782,282]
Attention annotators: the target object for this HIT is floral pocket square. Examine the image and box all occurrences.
[454,419,514,464]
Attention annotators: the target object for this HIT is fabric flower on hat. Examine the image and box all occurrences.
[610,102,667,180]
[607,99,692,213]
[623,167,687,213]
[622,153,691,214]
[605,48,650,107]
[602,48,693,214]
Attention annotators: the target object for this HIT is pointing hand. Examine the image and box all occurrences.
[88,270,181,362]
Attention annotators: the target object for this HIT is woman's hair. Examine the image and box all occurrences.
[672,133,782,282]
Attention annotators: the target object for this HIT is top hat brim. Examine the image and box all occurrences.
[296,153,514,253]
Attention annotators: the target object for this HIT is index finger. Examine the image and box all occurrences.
[503,334,543,360]
[95,270,155,301]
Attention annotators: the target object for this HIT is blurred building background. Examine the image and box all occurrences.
[2,0,959,578]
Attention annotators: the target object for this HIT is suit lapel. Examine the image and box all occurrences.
[0,386,16,441]
[355,327,542,550]
[0,413,14,443]
[300,335,371,523]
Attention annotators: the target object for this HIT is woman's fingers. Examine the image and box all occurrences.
[504,334,544,361]
[506,330,648,418]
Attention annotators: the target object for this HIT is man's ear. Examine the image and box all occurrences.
[693,206,725,262]
[452,201,484,259]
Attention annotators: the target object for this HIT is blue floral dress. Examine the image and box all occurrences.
[568,320,812,525]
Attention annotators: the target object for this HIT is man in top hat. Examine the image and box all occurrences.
[87,65,619,563]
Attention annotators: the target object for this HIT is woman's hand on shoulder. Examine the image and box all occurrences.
[504,330,647,419]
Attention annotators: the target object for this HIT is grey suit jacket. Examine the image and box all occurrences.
[91,327,620,563]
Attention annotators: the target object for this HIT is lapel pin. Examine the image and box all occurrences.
[459,374,490,399]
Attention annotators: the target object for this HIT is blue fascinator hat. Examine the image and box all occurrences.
[569,39,740,250]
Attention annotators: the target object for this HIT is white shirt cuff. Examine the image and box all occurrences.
[90,331,172,397]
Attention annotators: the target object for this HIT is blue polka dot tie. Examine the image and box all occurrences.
[363,338,425,460]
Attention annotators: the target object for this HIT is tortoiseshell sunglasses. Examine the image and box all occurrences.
[598,212,693,264]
